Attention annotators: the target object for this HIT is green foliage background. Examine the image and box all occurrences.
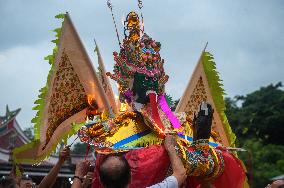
[71,142,94,155]
[226,82,284,187]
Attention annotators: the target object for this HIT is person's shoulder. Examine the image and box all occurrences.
[147,176,178,188]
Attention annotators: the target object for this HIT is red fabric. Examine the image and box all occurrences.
[187,147,246,188]
[92,145,170,188]
[85,143,91,160]
[92,146,246,188]
[213,148,246,188]
[148,93,165,133]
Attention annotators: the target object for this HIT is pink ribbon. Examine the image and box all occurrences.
[158,95,181,129]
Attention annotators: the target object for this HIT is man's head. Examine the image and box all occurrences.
[99,153,131,188]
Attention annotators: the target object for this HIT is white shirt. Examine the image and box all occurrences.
[147,176,178,188]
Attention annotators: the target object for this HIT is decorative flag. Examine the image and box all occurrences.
[13,13,111,164]
[175,48,236,147]
[94,40,118,114]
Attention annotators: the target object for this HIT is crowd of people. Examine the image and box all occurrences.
[1,135,283,188]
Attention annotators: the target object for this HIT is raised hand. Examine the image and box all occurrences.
[59,146,70,163]
[193,102,214,140]
[75,160,91,178]
[164,134,177,152]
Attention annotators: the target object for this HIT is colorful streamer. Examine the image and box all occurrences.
[159,95,181,129]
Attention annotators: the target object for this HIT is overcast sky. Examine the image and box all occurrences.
[0,0,283,130]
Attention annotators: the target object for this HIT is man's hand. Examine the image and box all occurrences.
[164,134,187,187]
[266,180,284,188]
[59,146,70,163]
[38,147,69,188]
[164,134,177,152]
[82,171,94,188]
[75,160,91,178]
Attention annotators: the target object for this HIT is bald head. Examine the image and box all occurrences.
[99,153,131,188]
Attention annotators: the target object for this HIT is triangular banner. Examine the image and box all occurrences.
[176,50,235,147]
[13,13,110,164]
[95,40,118,114]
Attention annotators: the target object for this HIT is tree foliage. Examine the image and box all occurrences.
[238,139,284,187]
[23,127,34,140]
[225,82,284,187]
[71,142,94,155]
[226,82,284,145]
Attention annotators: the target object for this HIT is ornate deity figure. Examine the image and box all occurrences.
[13,6,247,188]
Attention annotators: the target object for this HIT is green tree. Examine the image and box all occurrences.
[72,142,94,155]
[226,82,284,145]
[23,127,34,140]
[225,82,284,187]
[171,99,180,111]
[239,139,284,187]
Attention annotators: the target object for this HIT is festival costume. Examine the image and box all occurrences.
[12,3,247,187]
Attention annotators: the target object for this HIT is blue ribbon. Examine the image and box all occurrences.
[113,129,152,148]
[177,134,219,147]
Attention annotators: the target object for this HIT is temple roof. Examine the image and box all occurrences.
[0,105,21,129]
[0,106,28,153]
[0,105,95,165]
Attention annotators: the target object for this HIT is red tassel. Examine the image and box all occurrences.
[148,92,165,137]
[85,143,91,160]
